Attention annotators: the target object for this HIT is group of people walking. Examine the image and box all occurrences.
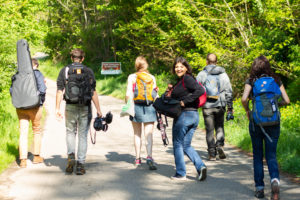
[13,48,290,200]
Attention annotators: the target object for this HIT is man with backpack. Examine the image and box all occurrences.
[196,53,233,161]
[11,58,47,168]
[55,48,102,175]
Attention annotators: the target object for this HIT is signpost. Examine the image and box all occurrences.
[101,62,122,75]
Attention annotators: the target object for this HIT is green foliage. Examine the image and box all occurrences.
[0,0,49,99]
[0,98,19,173]
[38,59,64,80]
[44,0,299,97]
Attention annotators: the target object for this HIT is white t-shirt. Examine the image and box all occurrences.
[126,72,157,98]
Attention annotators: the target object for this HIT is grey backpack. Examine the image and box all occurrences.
[10,39,40,109]
[204,67,221,100]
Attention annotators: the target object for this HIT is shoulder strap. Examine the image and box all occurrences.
[182,76,185,89]
[65,66,69,80]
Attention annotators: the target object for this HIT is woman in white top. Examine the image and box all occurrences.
[125,56,158,170]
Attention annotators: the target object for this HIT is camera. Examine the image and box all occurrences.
[93,111,113,131]
[226,111,234,121]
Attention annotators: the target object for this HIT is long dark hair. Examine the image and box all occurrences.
[172,57,193,75]
[249,55,280,84]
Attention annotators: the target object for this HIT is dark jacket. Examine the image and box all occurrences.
[171,74,205,110]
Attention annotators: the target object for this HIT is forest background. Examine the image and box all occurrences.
[0,0,299,177]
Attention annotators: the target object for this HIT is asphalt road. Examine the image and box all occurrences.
[0,79,299,200]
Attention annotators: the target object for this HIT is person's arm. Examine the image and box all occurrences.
[221,73,233,111]
[55,69,65,120]
[278,85,290,106]
[125,74,134,103]
[92,91,102,117]
[241,84,252,120]
[55,90,63,120]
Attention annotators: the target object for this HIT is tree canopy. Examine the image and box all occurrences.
[0,0,299,98]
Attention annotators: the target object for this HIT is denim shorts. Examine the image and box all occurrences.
[130,103,157,123]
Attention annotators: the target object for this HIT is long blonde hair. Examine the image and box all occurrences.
[135,56,149,72]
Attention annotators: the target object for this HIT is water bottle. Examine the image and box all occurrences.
[270,99,276,112]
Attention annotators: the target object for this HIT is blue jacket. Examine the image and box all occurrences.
[34,69,47,105]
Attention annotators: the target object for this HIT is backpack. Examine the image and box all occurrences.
[204,68,221,100]
[252,77,281,126]
[10,39,40,109]
[133,72,157,105]
[181,76,207,108]
[64,64,93,105]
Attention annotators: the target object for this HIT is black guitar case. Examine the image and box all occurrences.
[10,39,40,109]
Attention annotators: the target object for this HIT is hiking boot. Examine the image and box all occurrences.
[65,153,75,174]
[197,166,207,181]
[146,156,157,170]
[33,155,44,164]
[134,158,141,167]
[76,162,86,175]
[254,189,264,199]
[217,146,226,159]
[20,159,27,168]
[271,180,280,200]
[171,174,187,181]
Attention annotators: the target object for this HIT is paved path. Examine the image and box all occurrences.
[0,79,299,200]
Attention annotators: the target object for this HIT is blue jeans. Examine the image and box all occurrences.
[172,110,205,176]
[65,104,91,164]
[249,122,280,189]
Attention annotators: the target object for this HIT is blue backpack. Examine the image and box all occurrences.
[252,77,281,126]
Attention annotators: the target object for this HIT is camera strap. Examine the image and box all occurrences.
[156,112,169,146]
[90,128,97,144]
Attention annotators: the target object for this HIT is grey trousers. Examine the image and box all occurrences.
[202,107,225,156]
[65,104,91,164]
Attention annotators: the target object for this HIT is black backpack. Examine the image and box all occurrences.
[64,63,93,105]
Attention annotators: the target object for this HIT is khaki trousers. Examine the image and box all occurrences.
[16,106,43,159]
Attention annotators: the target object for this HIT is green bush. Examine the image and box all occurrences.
[0,98,19,173]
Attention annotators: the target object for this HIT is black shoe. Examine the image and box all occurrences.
[76,161,86,175]
[171,174,187,181]
[65,153,75,174]
[271,180,280,200]
[255,189,264,199]
[197,166,207,181]
[217,146,226,159]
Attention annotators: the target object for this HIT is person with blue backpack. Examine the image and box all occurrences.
[241,55,290,200]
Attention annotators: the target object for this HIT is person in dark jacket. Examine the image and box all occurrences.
[170,57,207,181]
[15,58,47,168]
[56,48,102,175]
[196,53,233,160]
